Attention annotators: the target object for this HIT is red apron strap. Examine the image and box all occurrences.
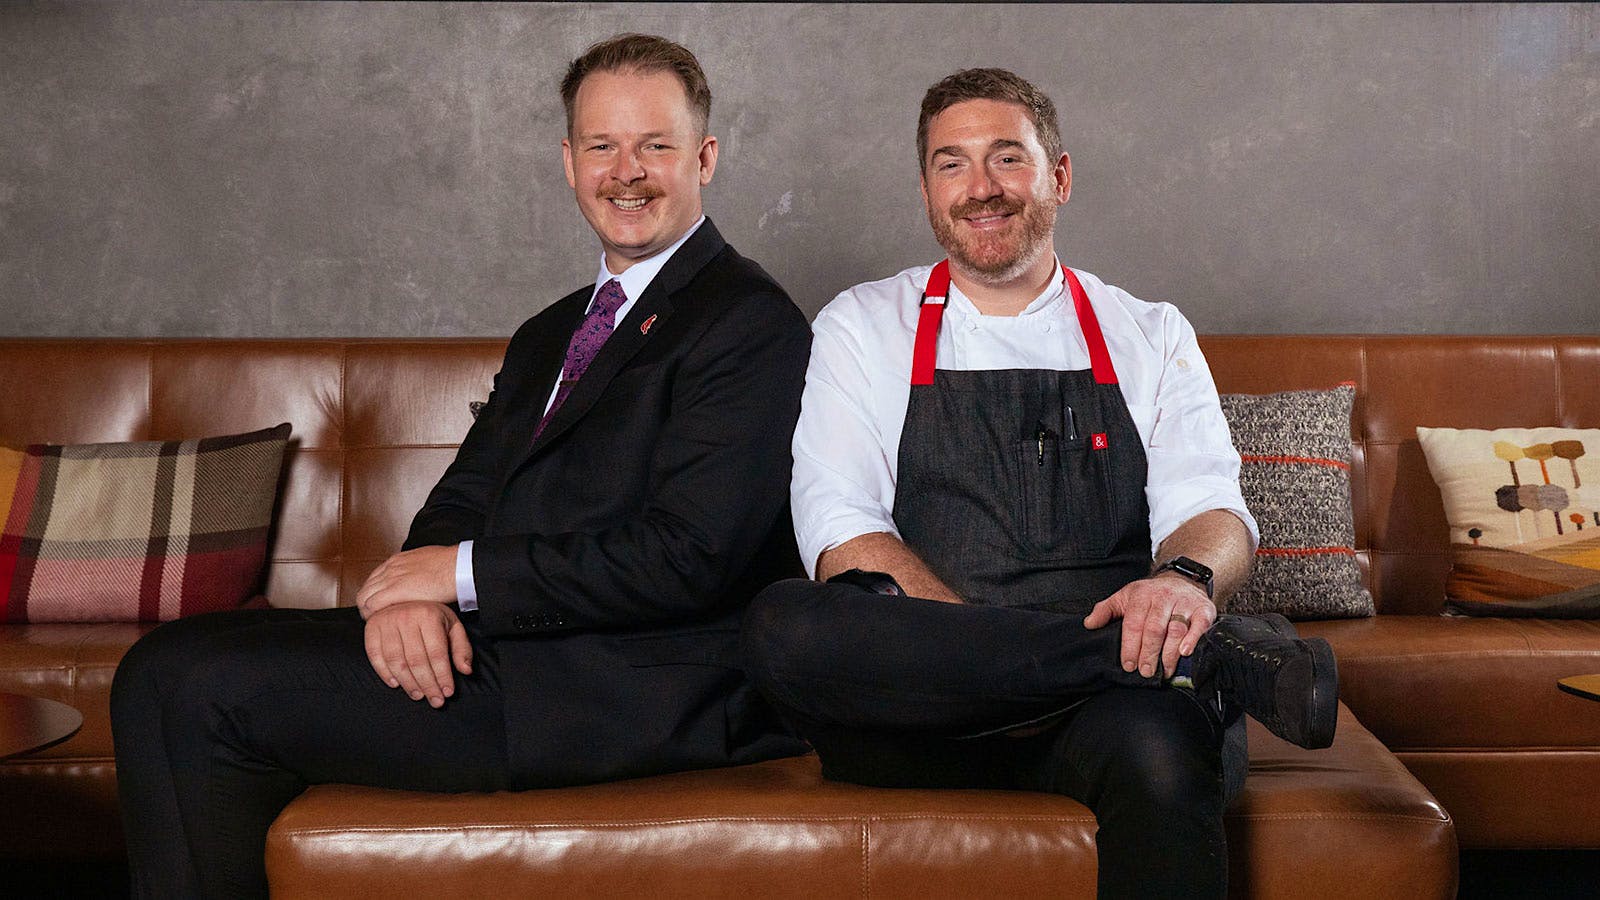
[910,260,950,386]
[911,260,1118,386]
[1065,268,1118,385]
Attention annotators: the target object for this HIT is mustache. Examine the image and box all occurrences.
[948,197,1023,220]
[597,184,665,200]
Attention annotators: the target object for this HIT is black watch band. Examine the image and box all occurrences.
[1153,556,1214,599]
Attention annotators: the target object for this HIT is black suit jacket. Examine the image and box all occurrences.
[403,220,810,787]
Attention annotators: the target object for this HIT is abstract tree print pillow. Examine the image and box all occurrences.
[1417,426,1600,617]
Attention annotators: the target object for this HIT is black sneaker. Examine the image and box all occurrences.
[1192,613,1338,750]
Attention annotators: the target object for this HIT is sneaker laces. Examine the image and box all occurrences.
[1207,628,1290,727]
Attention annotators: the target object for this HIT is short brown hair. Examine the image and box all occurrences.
[560,34,711,136]
[917,68,1062,169]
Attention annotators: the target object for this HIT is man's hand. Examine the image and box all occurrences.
[1083,574,1217,678]
[356,545,458,620]
[363,601,473,708]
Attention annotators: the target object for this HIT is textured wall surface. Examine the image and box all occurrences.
[1,2,1596,336]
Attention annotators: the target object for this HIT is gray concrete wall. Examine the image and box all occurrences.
[1,2,1596,336]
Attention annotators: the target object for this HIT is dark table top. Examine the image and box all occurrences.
[0,692,83,759]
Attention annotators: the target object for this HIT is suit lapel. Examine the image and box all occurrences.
[524,218,729,457]
[507,288,588,440]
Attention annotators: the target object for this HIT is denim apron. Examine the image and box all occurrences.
[893,260,1152,613]
[892,259,1246,796]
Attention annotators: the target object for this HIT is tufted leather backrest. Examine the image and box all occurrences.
[3,336,1596,614]
[0,340,506,609]
[1201,336,1600,614]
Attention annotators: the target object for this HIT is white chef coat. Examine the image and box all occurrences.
[791,259,1258,578]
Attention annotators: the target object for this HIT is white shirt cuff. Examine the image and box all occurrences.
[455,540,478,611]
[797,508,901,580]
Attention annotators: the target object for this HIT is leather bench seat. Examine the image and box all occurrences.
[1302,616,1600,848]
[266,706,1456,899]
[1301,617,1600,750]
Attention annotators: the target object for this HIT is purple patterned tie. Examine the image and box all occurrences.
[533,278,628,440]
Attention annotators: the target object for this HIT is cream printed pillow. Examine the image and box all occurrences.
[1417,426,1600,616]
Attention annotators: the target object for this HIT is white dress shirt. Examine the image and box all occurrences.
[791,259,1258,578]
[456,217,707,609]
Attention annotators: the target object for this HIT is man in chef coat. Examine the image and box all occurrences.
[741,68,1339,898]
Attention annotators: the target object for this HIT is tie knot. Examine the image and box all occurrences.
[593,279,627,318]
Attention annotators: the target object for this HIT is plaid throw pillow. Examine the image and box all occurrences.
[1220,384,1374,619]
[1417,425,1600,618]
[0,424,290,623]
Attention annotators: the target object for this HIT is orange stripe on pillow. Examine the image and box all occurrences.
[1240,453,1351,470]
[1256,546,1358,557]
[0,446,32,622]
[0,446,24,533]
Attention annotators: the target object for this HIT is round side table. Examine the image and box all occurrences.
[1557,675,1600,702]
[0,692,83,759]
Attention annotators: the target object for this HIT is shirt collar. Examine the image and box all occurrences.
[591,215,707,307]
[946,256,1067,318]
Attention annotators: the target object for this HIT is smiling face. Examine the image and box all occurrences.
[920,98,1070,286]
[563,69,718,274]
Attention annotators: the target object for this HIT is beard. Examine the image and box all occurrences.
[927,191,1057,284]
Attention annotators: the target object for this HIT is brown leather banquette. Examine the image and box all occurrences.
[3,335,1593,894]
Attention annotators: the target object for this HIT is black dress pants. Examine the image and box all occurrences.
[741,579,1234,900]
[110,607,512,899]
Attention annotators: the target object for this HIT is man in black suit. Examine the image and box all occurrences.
[111,34,810,899]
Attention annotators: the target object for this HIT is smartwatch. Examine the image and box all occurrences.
[1153,556,1213,599]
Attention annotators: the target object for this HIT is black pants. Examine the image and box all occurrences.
[741,579,1236,900]
[110,607,512,899]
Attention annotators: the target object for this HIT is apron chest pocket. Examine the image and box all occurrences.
[1016,431,1117,559]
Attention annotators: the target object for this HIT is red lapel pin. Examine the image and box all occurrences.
[640,314,657,335]
[1091,433,1109,450]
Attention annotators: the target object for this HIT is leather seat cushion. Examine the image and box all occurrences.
[1301,616,1600,749]
[267,706,1455,899]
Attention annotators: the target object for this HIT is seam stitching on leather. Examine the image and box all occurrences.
[1554,339,1565,425]
[268,809,1460,837]
[1512,620,1537,656]
[1229,812,1453,824]
[860,819,869,899]
[338,343,348,607]
[1335,648,1600,662]
[269,812,1456,845]
[1358,339,1373,604]
[1395,746,1600,754]
[341,444,464,451]
[0,755,116,763]
[279,813,1101,828]
[145,344,154,442]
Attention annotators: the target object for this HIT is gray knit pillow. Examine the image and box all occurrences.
[1220,384,1374,619]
